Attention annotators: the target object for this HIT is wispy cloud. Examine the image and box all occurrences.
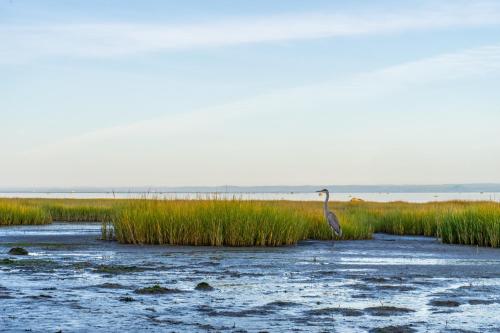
[329,44,500,98]
[20,43,500,156]
[2,1,500,63]
[8,42,500,186]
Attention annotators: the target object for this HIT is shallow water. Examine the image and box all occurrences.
[1,223,500,332]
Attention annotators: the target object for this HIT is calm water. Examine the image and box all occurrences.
[0,192,499,202]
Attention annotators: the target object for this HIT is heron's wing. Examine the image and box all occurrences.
[327,211,342,235]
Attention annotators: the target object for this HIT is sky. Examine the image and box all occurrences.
[1,0,500,188]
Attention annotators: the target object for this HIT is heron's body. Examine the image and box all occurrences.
[318,189,342,237]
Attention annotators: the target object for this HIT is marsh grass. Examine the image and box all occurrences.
[43,203,114,222]
[105,197,374,246]
[0,200,51,226]
[370,205,440,236]
[20,198,117,222]
[0,198,499,247]
[438,204,500,247]
[358,201,500,247]
[109,199,311,246]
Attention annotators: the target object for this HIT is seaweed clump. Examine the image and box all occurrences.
[134,285,182,295]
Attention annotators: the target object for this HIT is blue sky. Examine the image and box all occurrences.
[1,0,500,187]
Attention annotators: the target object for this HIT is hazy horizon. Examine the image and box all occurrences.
[2,183,500,194]
[2,0,500,187]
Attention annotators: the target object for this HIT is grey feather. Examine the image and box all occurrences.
[327,211,342,236]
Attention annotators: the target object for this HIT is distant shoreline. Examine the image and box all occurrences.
[1,184,500,193]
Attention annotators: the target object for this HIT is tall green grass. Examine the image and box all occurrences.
[439,205,500,247]
[104,199,375,246]
[0,198,499,248]
[358,201,500,247]
[107,199,311,246]
[22,199,118,222]
[0,200,51,225]
[43,204,114,222]
[370,206,440,236]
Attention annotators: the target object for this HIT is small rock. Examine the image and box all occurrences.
[195,282,214,291]
[8,247,28,256]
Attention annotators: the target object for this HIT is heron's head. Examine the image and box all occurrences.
[316,188,329,195]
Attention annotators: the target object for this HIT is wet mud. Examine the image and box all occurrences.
[1,223,500,332]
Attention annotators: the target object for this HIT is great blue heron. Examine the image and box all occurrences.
[316,189,342,238]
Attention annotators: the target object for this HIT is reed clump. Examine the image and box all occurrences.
[438,204,500,247]
[107,199,310,246]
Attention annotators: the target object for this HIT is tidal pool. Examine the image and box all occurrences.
[1,223,499,332]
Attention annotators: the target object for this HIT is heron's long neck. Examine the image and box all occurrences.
[323,192,329,216]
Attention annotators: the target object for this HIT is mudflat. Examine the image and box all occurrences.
[1,223,499,332]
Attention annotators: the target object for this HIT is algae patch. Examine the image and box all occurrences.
[134,285,183,295]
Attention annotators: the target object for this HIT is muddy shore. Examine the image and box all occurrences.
[1,223,499,332]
